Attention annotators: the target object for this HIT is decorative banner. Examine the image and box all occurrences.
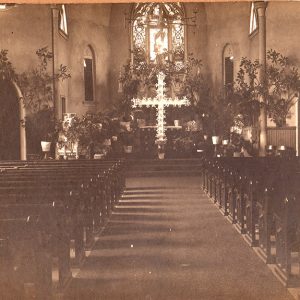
[132,72,190,143]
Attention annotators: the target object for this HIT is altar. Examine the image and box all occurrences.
[135,125,202,158]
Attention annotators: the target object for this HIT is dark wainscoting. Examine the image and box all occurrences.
[267,126,296,149]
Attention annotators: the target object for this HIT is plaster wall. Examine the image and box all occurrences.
[55,15,70,119]
[204,2,251,94]
[185,3,208,67]
[109,3,132,107]
[0,5,51,73]
[67,4,112,116]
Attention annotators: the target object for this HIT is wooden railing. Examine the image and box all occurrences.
[267,126,296,149]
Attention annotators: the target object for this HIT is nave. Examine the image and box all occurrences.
[0,157,298,300]
[65,176,292,300]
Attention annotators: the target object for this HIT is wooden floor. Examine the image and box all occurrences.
[65,176,293,300]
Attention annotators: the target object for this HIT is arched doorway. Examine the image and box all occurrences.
[0,79,20,160]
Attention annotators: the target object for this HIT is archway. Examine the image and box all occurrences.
[0,80,22,160]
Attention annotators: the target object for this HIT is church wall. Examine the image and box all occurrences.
[108,3,209,106]
[204,2,252,95]
[266,2,300,61]
[185,3,208,67]
[55,14,70,120]
[66,4,112,117]
[0,5,52,73]
[109,3,132,108]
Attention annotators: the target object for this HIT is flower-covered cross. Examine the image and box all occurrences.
[132,72,190,143]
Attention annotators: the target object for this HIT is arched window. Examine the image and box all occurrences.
[223,44,234,89]
[249,2,258,35]
[132,3,185,67]
[83,46,95,102]
[59,4,68,36]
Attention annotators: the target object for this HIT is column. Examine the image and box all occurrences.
[254,1,267,156]
[51,5,60,118]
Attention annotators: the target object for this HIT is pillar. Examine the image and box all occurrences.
[51,5,60,118]
[254,1,267,156]
[13,82,26,160]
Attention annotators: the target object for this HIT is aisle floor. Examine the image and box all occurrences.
[65,176,292,300]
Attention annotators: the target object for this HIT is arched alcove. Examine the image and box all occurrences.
[0,80,26,160]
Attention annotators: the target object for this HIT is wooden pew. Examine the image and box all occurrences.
[0,159,125,298]
[201,156,300,287]
[0,217,54,299]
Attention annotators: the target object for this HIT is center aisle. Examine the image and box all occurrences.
[65,176,292,300]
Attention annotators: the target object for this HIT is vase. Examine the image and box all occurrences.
[112,136,118,142]
[41,141,51,152]
[174,120,180,127]
[158,152,165,160]
[124,145,133,153]
[212,136,220,145]
[222,139,229,145]
[94,153,104,160]
[103,139,111,146]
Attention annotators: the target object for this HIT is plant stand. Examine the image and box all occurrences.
[41,141,51,159]
[42,151,50,159]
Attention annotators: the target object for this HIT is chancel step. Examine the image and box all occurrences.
[125,158,203,177]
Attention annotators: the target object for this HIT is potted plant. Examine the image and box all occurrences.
[25,106,59,157]
[264,49,300,127]
[62,115,83,158]
[229,57,262,129]
[122,131,134,153]
[18,46,70,156]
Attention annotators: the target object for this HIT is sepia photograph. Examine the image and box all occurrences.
[0,1,299,299]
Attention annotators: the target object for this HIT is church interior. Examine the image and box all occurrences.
[0,1,300,299]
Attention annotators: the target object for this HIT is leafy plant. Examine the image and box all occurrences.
[264,49,300,127]
[209,93,236,136]
[233,57,262,126]
[18,46,70,113]
[16,46,70,154]
[0,49,17,81]
[179,54,211,114]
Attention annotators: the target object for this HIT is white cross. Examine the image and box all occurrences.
[132,72,190,142]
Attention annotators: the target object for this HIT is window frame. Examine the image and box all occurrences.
[249,2,258,37]
[83,46,96,104]
[58,4,68,39]
[131,3,186,65]
[222,44,234,92]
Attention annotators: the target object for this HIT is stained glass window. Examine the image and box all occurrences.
[249,2,258,34]
[132,3,185,64]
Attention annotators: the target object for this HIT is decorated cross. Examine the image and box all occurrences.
[132,72,190,143]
